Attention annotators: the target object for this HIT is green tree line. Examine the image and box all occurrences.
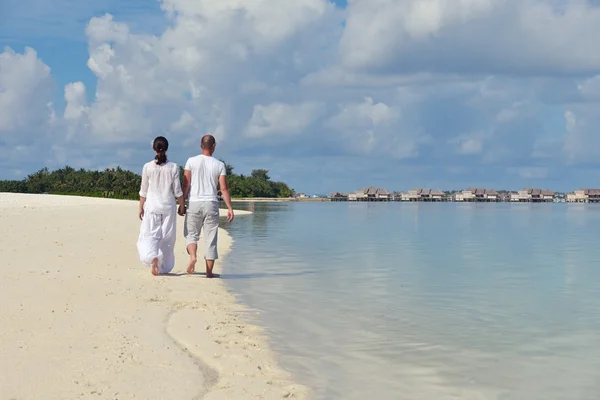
[0,164,294,200]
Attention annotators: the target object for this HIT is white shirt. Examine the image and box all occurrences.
[184,154,226,203]
[139,160,183,213]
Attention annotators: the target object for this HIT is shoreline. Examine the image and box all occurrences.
[0,193,309,399]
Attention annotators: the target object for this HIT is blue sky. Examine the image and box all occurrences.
[2,0,600,194]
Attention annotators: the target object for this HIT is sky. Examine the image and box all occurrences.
[2,0,600,194]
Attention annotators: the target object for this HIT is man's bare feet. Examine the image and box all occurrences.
[186,244,198,274]
[187,257,197,274]
[205,259,215,278]
[151,258,159,276]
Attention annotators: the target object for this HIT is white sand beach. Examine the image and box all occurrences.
[0,193,309,400]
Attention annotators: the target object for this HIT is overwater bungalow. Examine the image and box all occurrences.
[430,189,446,201]
[566,188,600,203]
[419,188,432,201]
[348,188,367,201]
[379,188,391,200]
[454,190,472,202]
[345,187,391,201]
[567,189,587,203]
[398,188,447,201]
[530,188,543,202]
[401,188,421,201]
[473,188,486,201]
[486,189,500,201]
[328,192,348,201]
[508,188,555,202]
[368,187,391,201]
[541,190,555,202]
[455,188,494,202]
[587,189,600,202]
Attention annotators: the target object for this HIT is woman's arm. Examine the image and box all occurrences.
[172,165,186,216]
[139,164,148,220]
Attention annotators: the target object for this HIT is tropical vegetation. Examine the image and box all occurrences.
[0,163,294,200]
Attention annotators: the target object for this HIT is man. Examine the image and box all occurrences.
[182,134,234,278]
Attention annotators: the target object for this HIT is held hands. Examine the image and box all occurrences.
[140,206,185,219]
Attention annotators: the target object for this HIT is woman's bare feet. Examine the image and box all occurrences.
[187,257,197,274]
[151,258,159,276]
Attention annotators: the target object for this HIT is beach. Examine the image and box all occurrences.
[0,193,309,400]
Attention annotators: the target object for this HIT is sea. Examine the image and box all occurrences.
[220,201,600,400]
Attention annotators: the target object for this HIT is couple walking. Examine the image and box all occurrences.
[136,134,234,278]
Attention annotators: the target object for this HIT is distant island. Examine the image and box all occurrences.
[5,168,600,204]
[0,164,295,200]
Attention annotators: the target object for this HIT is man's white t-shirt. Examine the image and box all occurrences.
[139,160,183,214]
[184,154,226,203]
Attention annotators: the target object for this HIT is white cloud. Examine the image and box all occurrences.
[0,47,54,142]
[170,111,197,133]
[64,82,88,120]
[496,102,529,124]
[324,96,428,158]
[577,75,600,101]
[557,75,600,164]
[450,132,486,156]
[507,166,548,180]
[57,1,341,150]
[340,0,600,75]
[327,97,399,131]
[562,109,589,164]
[244,102,324,138]
[189,0,328,49]
[86,13,131,47]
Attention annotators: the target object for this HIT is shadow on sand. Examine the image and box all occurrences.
[157,270,316,280]
[159,272,220,278]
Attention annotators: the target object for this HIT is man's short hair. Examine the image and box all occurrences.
[201,134,216,149]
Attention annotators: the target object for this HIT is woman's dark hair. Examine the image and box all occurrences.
[153,136,168,165]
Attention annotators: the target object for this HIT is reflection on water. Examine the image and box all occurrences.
[222,202,600,400]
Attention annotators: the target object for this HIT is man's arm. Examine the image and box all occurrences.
[182,169,192,200]
[219,175,234,223]
[181,158,192,200]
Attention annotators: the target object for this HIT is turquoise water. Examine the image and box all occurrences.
[221,202,600,400]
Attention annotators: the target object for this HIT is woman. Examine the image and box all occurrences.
[136,136,186,275]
